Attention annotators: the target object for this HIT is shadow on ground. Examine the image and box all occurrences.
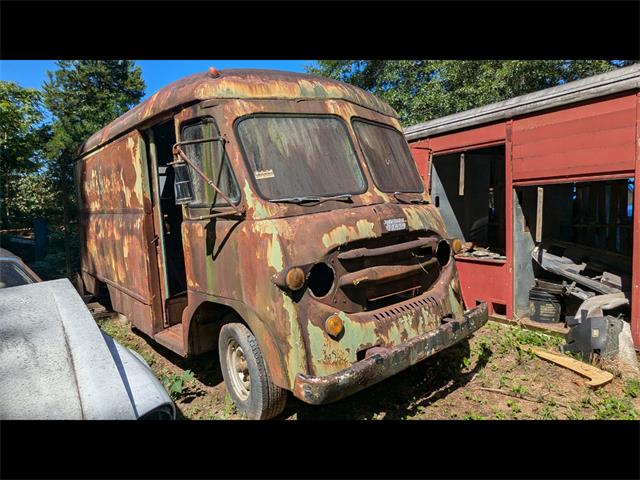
[133,327,225,388]
[128,321,493,420]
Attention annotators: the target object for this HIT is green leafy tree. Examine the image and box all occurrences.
[43,60,146,186]
[12,172,58,221]
[42,60,146,274]
[0,81,51,227]
[307,60,636,126]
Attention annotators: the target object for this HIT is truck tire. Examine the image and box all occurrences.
[218,322,287,420]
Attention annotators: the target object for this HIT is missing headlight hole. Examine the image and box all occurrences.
[308,262,335,298]
[436,240,451,266]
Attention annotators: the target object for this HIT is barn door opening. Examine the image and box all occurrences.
[513,178,633,325]
[431,145,506,257]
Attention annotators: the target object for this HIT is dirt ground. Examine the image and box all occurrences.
[97,314,640,420]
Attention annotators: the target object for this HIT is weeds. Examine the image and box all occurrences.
[538,404,557,420]
[507,399,521,417]
[511,383,529,395]
[499,374,511,389]
[138,350,155,367]
[222,394,237,418]
[161,370,195,400]
[460,356,471,368]
[594,396,639,420]
[462,411,486,420]
[497,324,562,356]
[623,378,640,398]
[566,407,584,420]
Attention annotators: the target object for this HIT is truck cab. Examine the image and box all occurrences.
[75,68,488,419]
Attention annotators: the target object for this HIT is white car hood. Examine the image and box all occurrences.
[0,279,174,419]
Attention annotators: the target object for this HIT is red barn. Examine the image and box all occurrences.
[406,64,639,348]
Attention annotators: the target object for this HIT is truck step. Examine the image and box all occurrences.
[154,323,186,356]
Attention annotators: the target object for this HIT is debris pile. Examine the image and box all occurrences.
[456,242,507,261]
[529,241,637,374]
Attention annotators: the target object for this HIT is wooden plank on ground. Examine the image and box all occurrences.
[525,345,613,388]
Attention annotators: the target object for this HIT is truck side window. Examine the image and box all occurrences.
[181,118,240,207]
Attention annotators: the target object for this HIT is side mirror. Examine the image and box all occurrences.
[173,163,194,205]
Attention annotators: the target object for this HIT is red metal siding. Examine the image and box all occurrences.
[408,139,431,188]
[428,122,506,154]
[512,94,637,182]
[456,259,509,315]
[632,92,640,347]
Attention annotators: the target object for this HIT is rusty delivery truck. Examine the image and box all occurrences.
[75,68,488,419]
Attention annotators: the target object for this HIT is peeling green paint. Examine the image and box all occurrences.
[282,293,307,384]
[243,179,270,220]
[268,235,284,272]
[321,219,376,249]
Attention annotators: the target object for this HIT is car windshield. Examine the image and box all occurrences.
[0,262,36,289]
[352,119,424,193]
[236,115,367,200]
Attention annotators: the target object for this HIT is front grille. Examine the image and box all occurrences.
[370,294,442,322]
[321,231,443,313]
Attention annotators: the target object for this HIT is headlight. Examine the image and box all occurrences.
[139,405,175,420]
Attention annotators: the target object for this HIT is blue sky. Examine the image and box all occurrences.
[0,60,314,101]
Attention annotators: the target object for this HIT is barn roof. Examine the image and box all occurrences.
[404,63,640,141]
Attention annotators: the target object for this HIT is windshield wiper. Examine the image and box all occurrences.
[271,194,353,206]
[393,192,430,204]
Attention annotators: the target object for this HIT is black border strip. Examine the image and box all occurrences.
[1,420,639,479]
[1,1,639,59]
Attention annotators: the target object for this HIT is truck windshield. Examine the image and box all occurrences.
[352,119,424,193]
[236,115,367,200]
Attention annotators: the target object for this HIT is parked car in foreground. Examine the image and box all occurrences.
[0,273,175,420]
[0,247,42,288]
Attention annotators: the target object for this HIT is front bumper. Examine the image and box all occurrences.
[293,302,488,405]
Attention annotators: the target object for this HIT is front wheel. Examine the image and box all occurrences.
[218,322,287,420]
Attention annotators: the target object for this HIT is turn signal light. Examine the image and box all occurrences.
[451,238,463,254]
[325,314,344,338]
[285,267,306,291]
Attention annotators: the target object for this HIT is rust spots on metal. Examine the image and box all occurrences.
[78,69,398,156]
[75,69,486,403]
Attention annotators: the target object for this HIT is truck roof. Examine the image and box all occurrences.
[404,62,640,141]
[77,68,398,156]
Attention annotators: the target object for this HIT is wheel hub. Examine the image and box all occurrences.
[226,339,251,400]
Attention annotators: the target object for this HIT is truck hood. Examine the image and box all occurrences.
[252,202,449,269]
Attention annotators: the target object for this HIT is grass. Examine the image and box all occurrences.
[623,379,640,399]
[507,399,522,418]
[594,396,639,420]
[538,404,557,420]
[463,411,486,420]
[95,315,640,421]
